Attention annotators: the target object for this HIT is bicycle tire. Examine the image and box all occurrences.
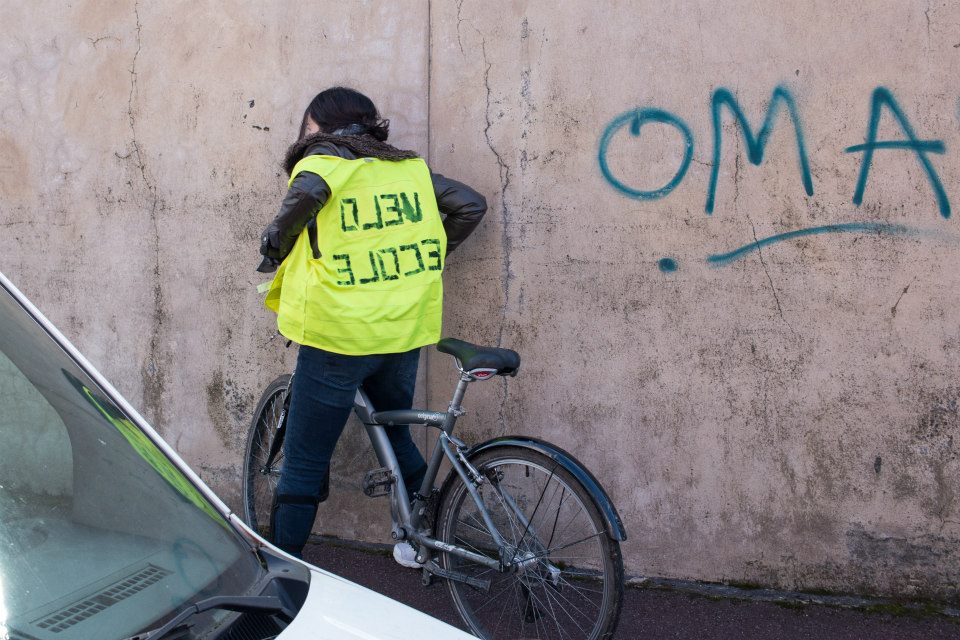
[242,374,290,539]
[436,445,624,640]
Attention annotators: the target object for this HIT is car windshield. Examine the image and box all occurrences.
[0,284,263,640]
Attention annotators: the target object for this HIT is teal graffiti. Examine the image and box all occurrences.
[706,86,814,214]
[597,108,694,200]
[658,257,678,273]
[596,85,953,271]
[706,222,920,266]
[845,87,950,219]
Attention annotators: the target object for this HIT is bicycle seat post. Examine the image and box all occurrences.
[444,370,471,431]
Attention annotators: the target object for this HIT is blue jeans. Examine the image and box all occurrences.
[271,345,427,557]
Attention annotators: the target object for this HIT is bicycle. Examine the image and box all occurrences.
[243,337,627,639]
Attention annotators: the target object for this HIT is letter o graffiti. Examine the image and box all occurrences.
[598,108,694,200]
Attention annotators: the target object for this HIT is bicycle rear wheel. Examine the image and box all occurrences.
[242,374,290,538]
[436,445,624,640]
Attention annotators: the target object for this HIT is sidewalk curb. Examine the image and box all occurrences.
[309,534,960,620]
[627,576,960,619]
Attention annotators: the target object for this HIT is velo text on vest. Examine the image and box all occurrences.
[333,192,443,287]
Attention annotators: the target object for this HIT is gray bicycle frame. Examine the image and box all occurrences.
[353,367,509,572]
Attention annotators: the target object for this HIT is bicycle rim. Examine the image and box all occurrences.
[440,452,621,639]
[243,383,287,537]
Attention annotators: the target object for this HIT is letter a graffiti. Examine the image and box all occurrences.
[845,87,950,218]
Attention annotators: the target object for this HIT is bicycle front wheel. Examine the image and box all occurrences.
[242,374,290,539]
[436,445,624,640]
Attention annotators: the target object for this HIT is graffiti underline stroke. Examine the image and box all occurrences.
[706,222,922,266]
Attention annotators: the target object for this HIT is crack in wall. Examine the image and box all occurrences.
[89,35,121,48]
[729,109,794,337]
[126,0,166,429]
[478,38,513,340]
[455,0,466,56]
[127,2,149,191]
[733,139,742,204]
[746,213,795,335]
[476,30,513,435]
[890,277,916,317]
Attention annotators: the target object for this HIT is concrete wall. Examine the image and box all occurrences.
[3,0,960,599]
[0,0,429,541]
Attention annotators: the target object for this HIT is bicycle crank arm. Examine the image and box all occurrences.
[423,560,490,591]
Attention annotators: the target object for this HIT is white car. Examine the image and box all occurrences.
[0,270,472,640]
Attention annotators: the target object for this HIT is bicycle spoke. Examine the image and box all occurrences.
[533,588,548,640]
[506,471,567,559]
[459,510,496,541]
[507,463,557,558]
[543,573,600,622]
[526,586,563,638]
[535,576,590,638]
[536,531,604,558]
[491,577,512,638]
[529,579,580,639]
[540,572,595,623]
[546,484,567,550]
[555,573,605,598]
[510,573,522,637]
[439,452,621,640]
[453,534,495,561]
[547,496,588,553]
[468,577,516,615]
[533,578,577,640]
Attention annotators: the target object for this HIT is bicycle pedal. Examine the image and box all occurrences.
[362,467,395,498]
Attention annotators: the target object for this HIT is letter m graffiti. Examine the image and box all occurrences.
[706,86,814,214]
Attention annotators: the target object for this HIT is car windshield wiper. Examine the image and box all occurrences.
[122,595,294,640]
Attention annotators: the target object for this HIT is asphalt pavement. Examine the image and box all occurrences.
[303,540,960,639]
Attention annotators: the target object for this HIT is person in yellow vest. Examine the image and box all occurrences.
[257,87,486,564]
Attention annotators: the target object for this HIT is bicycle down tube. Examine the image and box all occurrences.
[353,376,506,572]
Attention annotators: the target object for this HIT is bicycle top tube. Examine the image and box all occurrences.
[370,409,447,428]
[352,386,447,428]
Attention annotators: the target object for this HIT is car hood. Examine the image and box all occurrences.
[277,566,473,639]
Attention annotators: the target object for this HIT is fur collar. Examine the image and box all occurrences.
[283,132,419,175]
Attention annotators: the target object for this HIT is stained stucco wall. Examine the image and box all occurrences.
[0,0,429,540]
[2,0,960,599]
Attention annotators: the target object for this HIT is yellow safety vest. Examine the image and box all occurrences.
[264,155,447,355]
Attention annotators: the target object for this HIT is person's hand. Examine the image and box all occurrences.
[256,256,280,273]
[259,226,281,259]
[257,226,282,273]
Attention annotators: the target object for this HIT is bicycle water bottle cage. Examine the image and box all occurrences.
[436,338,521,378]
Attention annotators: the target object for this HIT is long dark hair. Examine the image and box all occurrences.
[298,87,390,141]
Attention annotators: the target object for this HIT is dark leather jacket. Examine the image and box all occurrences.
[258,139,487,271]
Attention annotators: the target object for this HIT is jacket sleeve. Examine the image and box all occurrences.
[431,172,487,255]
[260,170,331,261]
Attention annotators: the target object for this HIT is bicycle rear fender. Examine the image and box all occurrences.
[466,436,627,542]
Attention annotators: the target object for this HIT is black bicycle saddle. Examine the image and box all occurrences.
[436,338,520,376]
